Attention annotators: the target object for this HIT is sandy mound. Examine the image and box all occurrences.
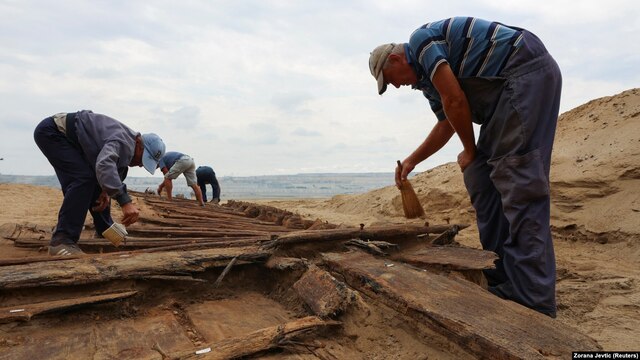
[0,183,60,225]
[551,88,640,237]
[264,89,640,240]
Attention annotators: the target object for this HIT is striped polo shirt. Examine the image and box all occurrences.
[407,17,523,120]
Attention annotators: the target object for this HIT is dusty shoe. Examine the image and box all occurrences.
[49,243,85,256]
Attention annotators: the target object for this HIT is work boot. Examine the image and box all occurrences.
[48,243,85,256]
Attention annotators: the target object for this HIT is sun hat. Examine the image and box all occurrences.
[140,133,166,174]
[369,43,397,95]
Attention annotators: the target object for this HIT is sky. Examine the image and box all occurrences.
[1,0,639,178]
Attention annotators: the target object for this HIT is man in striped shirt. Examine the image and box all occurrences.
[370,17,562,318]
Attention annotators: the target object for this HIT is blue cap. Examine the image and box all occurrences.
[141,133,166,175]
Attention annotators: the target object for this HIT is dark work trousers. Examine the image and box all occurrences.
[460,32,562,317]
[33,117,113,245]
[196,170,220,202]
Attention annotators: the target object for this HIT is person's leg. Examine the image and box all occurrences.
[211,177,221,201]
[463,151,510,287]
[34,117,96,246]
[180,158,204,205]
[198,180,208,202]
[486,53,562,317]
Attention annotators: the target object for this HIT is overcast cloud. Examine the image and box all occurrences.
[1,0,638,177]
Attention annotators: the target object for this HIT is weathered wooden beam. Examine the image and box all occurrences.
[167,316,341,360]
[0,255,81,267]
[323,251,601,359]
[263,224,468,249]
[0,246,271,289]
[127,227,276,238]
[392,246,498,271]
[138,216,292,231]
[136,275,207,283]
[293,265,355,317]
[0,291,137,324]
[129,237,272,253]
[13,236,270,250]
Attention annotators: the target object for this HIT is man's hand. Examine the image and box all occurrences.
[91,191,110,212]
[395,160,416,188]
[457,147,476,172]
[120,203,140,226]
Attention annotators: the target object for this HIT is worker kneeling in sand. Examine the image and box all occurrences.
[370,17,561,317]
[156,151,205,206]
[34,110,166,256]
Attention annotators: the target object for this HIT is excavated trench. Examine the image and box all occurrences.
[0,193,599,359]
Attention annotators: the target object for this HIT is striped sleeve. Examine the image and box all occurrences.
[409,28,449,81]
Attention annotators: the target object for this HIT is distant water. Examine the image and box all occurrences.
[0,173,395,200]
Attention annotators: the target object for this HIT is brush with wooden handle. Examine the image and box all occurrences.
[397,160,426,219]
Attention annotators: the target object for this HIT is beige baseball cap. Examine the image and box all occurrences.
[369,43,397,95]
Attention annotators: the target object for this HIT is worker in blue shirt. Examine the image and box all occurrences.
[156,151,205,206]
[34,110,166,256]
[369,17,562,317]
[196,166,221,204]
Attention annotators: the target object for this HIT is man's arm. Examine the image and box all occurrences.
[95,141,131,205]
[431,62,476,172]
[157,166,173,200]
[397,120,455,187]
[95,141,140,225]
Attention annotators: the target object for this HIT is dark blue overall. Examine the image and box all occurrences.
[460,31,562,317]
[34,116,114,246]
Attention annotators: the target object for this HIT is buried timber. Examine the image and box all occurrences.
[0,193,599,359]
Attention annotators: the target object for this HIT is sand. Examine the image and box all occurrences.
[1,88,639,351]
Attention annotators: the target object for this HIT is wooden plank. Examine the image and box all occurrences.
[393,246,498,271]
[126,228,275,237]
[139,214,292,229]
[0,255,81,267]
[264,224,468,249]
[1,311,192,360]
[293,264,354,317]
[323,251,600,359]
[14,235,271,251]
[1,238,269,267]
[0,246,271,289]
[0,291,137,324]
[167,316,341,360]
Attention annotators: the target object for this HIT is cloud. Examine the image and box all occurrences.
[0,1,638,177]
[291,128,321,137]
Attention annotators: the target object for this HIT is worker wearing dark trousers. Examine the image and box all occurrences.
[462,32,561,317]
[196,165,221,203]
[34,110,166,256]
[370,17,561,317]
[34,117,116,245]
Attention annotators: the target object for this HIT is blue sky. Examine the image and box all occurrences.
[1,0,638,177]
